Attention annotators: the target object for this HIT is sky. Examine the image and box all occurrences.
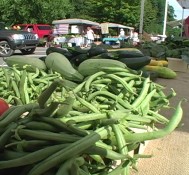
[168,0,189,20]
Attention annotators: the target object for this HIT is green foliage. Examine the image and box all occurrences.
[0,0,178,37]
[143,0,158,33]
[0,0,73,26]
[166,26,181,38]
[79,0,140,27]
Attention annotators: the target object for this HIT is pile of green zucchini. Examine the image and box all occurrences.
[0,59,184,175]
[45,45,151,70]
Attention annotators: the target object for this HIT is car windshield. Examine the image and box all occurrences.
[37,25,51,30]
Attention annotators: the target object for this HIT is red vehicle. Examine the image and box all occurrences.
[14,24,53,40]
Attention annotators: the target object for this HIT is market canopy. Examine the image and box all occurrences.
[166,19,184,27]
[177,0,189,9]
[100,22,134,30]
[52,18,100,26]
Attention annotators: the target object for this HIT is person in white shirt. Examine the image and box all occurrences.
[129,29,134,39]
[132,31,140,45]
[86,27,94,47]
[119,28,125,40]
[119,28,126,46]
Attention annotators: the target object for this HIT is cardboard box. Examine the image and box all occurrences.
[167,57,189,72]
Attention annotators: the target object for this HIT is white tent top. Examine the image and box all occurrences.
[167,19,184,27]
[52,18,100,26]
[100,22,134,30]
[177,0,189,9]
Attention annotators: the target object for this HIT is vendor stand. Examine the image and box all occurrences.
[102,36,130,46]
[100,22,134,46]
[52,18,100,47]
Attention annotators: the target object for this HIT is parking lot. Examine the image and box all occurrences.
[0,47,46,66]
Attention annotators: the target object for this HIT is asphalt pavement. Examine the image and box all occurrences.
[0,47,47,66]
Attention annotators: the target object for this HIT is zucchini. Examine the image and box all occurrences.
[78,58,126,76]
[88,45,108,57]
[70,53,89,67]
[67,46,88,56]
[119,56,151,70]
[38,56,46,62]
[90,52,119,60]
[143,65,177,79]
[108,48,144,58]
[46,47,73,60]
[45,52,84,82]
[142,70,159,81]
[4,56,47,72]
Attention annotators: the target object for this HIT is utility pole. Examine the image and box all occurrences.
[181,8,184,37]
[162,0,169,41]
[139,0,145,40]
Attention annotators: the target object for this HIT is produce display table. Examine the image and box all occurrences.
[102,37,130,46]
[102,37,121,45]
[67,36,85,47]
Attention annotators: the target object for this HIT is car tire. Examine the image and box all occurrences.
[20,48,36,55]
[0,41,15,57]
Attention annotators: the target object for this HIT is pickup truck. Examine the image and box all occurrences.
[0,22,39,57]
[15,24,53,40]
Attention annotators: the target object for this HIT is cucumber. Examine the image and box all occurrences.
[119,56,151,70]
[46,47,73,60]
[70,53,89,67]
[38,56,46,62]
[90,52,119,60]
[88,45,108,57]
[143,65,177,79]
[108,48,144,58]
[78,58,126,76]
[4,56,47,72]
[45,52,84,82]
[67,46,88,56]
[142,70,159,81]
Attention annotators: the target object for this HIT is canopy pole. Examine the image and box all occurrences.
[139,0,145,40]
[181,8,185,37]
[162,0,169,41]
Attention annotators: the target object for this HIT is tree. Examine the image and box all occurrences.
[72,0,140,27]
[0,0,177,36]
[143,0,158,33]
[141,0,176,35]
[0,0,73,26]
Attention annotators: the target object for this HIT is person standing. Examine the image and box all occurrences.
[86,27,94,47]
[119,28,125,47]
[119,28,125,40]
[132,30,139,46]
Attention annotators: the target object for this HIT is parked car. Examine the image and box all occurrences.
[0,22,39,57]
[14,24,53,41]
